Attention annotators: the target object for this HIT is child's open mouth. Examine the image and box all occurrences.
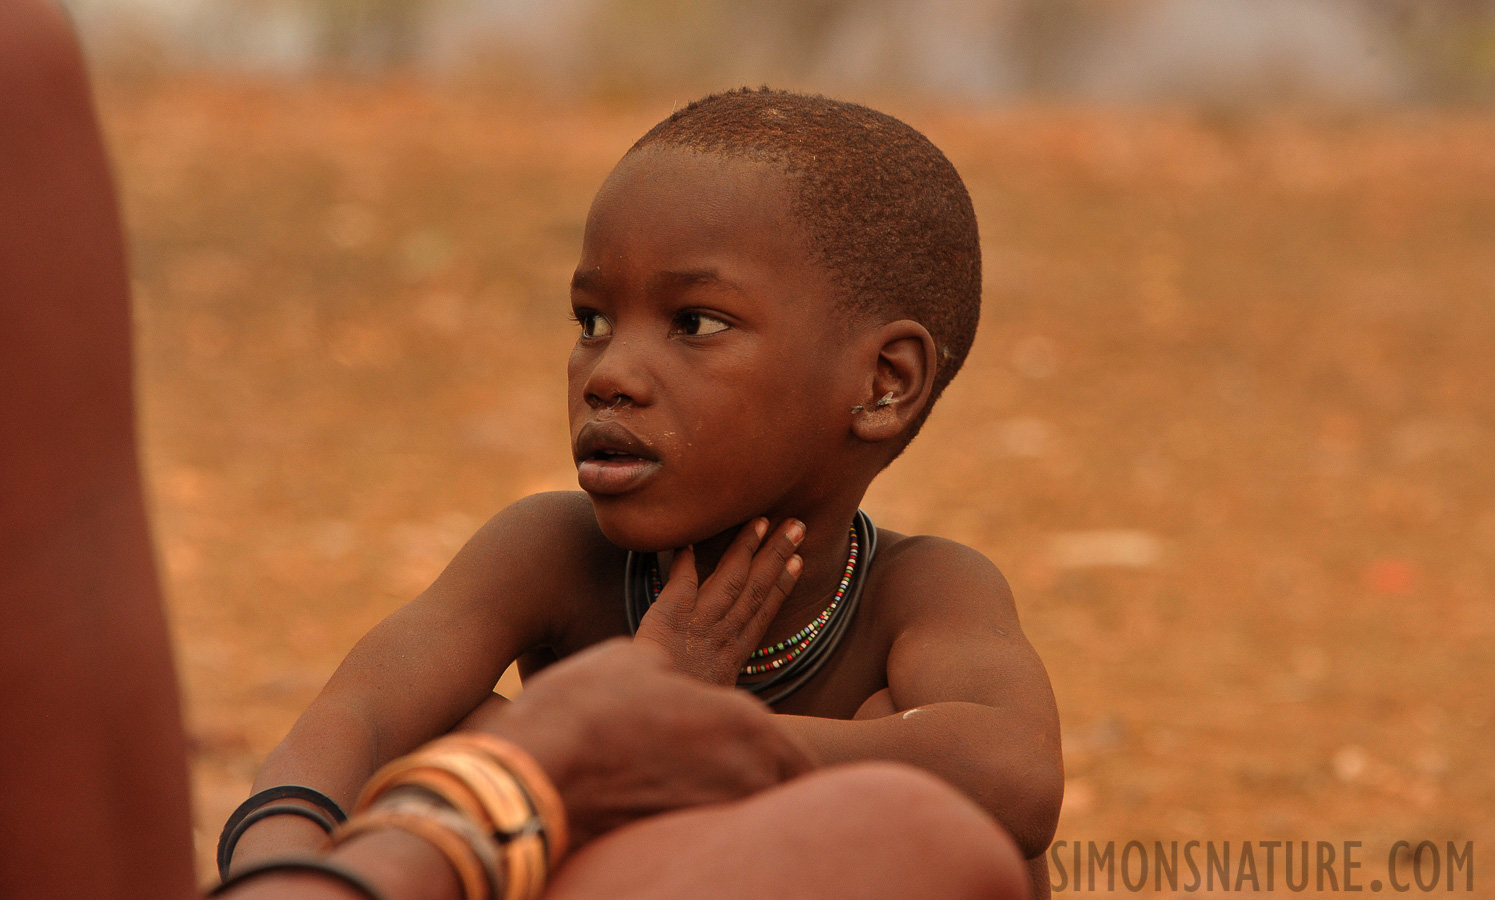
[574,423,663,495]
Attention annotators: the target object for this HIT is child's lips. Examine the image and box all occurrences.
[576,455,663,495]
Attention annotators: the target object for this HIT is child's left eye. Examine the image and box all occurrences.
[672,311,730,336]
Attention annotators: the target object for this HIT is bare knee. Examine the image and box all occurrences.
[547,762,1030,900]
[794,763,1031,899]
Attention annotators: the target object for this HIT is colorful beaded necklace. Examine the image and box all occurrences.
[623,510,878,706]
[647,525,859,676]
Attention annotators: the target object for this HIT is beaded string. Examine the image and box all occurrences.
[646,522,860,677]
[623,510,877,705]
[742,529,859,675]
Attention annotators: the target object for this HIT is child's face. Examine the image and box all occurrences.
[568,147,854,551]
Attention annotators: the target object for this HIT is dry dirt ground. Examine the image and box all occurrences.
[97,79,1494,894]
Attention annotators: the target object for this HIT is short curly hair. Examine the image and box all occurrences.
[629,88,981,445]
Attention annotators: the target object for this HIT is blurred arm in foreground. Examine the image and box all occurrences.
[0,2,197,897]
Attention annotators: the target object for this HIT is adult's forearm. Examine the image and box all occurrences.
[221,640,825,899]
[775,702,1063,859]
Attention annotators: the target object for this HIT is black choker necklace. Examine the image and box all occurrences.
[623,510,878,706]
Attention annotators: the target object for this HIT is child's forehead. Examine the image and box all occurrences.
[596,146,793,213]
[584,147,820,272]
[574,148,855,330]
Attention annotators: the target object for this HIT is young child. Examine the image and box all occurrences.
[236,88,1063,894]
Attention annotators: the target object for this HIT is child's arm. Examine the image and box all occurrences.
[230,492,606,868]
[773,537,1063,861]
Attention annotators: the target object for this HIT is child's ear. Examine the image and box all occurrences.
[849,319,937,445]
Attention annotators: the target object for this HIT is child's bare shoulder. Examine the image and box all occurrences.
[423,491,625,646]
[866,530,1020,634]
[856,529,1051,725]
[467,490,618,571]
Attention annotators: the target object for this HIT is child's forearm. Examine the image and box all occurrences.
[230,697,388,870]
[774,702,1062,860]
[227,828,460,900]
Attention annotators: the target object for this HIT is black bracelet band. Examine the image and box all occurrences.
[217,786,348,879]
[209,856,386,899]
[220,805,338,879]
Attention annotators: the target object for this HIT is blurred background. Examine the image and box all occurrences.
[58,0,1495,101]
[63,0,1494,891]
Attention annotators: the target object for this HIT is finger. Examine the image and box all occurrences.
[728,519,805,631]
[658,544,698,605]
[740,553,802,640]
[697,518,767,611]
[729,517,769,562]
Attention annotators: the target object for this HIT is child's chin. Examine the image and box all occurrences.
[589,501,683,554]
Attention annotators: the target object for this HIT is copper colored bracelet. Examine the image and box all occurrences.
[355,736,566,900]
[422,752,543,900]
[361,761,492,827]
[333,798,503,900]
[455,733,570,867]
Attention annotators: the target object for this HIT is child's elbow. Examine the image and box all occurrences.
[1016,764,1065,859]
[979,756,1064,860]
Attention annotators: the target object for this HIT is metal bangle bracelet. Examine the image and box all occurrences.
[218,804,339,880]
[216,777,346,873]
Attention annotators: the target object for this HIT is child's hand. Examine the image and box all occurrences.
[633,517,805,685]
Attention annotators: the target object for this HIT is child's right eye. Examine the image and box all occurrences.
[571,310,613,339]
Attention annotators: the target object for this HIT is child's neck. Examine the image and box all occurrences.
[683,499,868,646]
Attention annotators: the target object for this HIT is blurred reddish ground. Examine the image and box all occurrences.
[97,78,1494,892]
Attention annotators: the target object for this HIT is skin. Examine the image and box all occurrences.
[0,3,197,897]
[246,146,1064,896]
[233,644,1030,900]
[4,8,1034,898]
[545,760,1028,900]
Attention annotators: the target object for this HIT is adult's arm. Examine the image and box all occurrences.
[222,641,1026,900]
[226,640,818,899]
[0,2,197,898]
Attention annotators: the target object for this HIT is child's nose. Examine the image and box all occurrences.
[587,389,633,410]
[582,339,652,410]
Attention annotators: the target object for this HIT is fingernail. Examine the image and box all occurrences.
[786,520,805,544]
[786,554,803,575]
[754,518,768,539]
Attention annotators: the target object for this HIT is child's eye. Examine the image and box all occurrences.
[571,310,613,339]
[671,311,730,337]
